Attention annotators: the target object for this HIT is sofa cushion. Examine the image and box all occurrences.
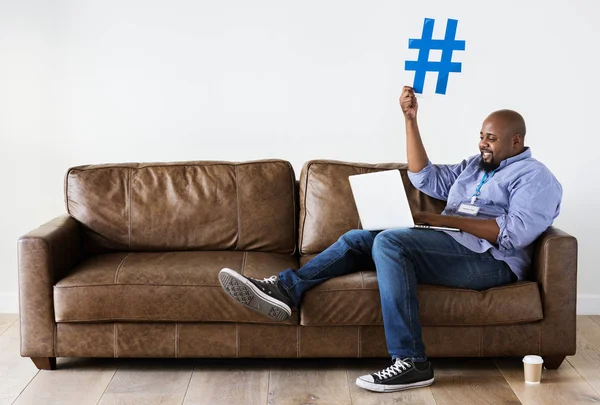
[299,268,543,327]
[66,159,297,254]
[298,160,446,255]
[54,251,299,324]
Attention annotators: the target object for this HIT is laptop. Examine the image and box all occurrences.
[348,169,460,232]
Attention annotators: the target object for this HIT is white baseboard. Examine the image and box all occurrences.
[578,294,600,315]
[1,290,598,316]
[0,292,18,314]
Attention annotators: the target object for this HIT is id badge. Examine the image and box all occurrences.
[457,203,480,216]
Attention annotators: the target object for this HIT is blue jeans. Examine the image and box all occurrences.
[278,228,517,362]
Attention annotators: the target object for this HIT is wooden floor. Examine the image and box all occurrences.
[1,315,600,405]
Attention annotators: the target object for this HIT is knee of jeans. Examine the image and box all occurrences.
[339,229,373,248]
[372,229,411,254]
[373,228,406,245]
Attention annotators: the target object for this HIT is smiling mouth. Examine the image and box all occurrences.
[481,151,492,160]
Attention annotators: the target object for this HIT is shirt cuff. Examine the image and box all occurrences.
[407,160,434,188]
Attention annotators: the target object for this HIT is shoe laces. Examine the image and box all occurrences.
[374,359,412,379]
[256,275,278,285]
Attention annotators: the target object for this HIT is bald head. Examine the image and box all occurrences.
[486,109,526,138]
[479,109,527,171]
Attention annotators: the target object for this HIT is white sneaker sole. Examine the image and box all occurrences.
[355,376,434,392]
[218,268,292,322]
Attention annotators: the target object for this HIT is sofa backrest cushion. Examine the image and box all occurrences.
[66,159,297,254]
[298,160,447,256]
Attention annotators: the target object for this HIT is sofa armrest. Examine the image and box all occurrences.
[18,215,82,357]
[532,226,578,355]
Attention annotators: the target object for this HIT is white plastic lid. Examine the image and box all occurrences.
[522,355,544,364]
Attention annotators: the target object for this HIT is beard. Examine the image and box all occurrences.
[479,155,499,172]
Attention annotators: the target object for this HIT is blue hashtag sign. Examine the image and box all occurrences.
[405,18,466,95]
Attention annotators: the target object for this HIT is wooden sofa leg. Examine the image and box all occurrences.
[543,355,566,370]
[31,357,57,370]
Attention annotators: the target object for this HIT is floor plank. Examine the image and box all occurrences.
[98,358,194,405]
[0,322,39,405]
[0,314,18,337]
[268,359,352,405]
[496,357,600,404]
[345,358,437,405]
[590,316,600,328]
[13,357,118,405]
[183,359,269,405]
[429,358,521,405]
[566,315,600,396]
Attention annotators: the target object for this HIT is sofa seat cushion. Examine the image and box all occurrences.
[300,270,543,326]
[54,251,299,324]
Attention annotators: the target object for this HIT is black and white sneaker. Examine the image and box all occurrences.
[356,358,434,392]
[218,268,294,321]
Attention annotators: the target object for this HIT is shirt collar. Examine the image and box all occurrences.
[496,147,531,171]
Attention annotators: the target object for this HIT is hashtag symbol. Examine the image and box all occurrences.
[405,18,466,95]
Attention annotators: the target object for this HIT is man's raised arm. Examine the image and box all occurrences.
[400,86,428,173]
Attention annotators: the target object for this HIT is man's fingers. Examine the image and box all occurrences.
[401,89,415,101]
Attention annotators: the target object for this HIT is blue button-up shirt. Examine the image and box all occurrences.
[407,147,562,280]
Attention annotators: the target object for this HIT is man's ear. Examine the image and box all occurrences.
[512,134,523,148]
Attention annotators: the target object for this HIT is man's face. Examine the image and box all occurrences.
[479,116,518,172]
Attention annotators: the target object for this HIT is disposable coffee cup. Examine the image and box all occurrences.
[523,355,544,384]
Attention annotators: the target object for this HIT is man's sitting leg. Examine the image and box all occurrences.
[356,228,517,392]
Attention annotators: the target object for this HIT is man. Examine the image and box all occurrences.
[218,86,562,393]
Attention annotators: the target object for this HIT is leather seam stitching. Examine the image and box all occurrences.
[235,166,241,250]
[235,324,239,358]
[240,251,247,276]
[45,238,58,355]
[56,318,298,324]
[65,169,72,216]
[289,162,297,256]
[299,162,313,256]
[114,323,118,358]
[55,284,256,288]
[307,160,409,171]
[539,321,543,353]
[53,323,57,356]
[175,323,178,358]
[128,167,132,249]
[297,325,301,358]
[70,160,287,172]
[300,317,543,327]
[298,284,536,292]
[357,167,364,229]
[113,253,133,284]
[479,326,483,356]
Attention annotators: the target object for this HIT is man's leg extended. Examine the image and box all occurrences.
[218,229,378,320]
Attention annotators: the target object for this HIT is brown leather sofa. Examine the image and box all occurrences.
[18,159,577,370]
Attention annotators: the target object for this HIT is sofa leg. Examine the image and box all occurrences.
[543,355,566,370]
[31,357,57,370]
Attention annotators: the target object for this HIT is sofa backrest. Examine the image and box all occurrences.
[298,160,447,256]
[65,159,297,254]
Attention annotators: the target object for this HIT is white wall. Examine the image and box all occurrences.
[1,0,598,313]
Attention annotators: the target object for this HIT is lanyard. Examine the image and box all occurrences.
[471,170,496,204]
